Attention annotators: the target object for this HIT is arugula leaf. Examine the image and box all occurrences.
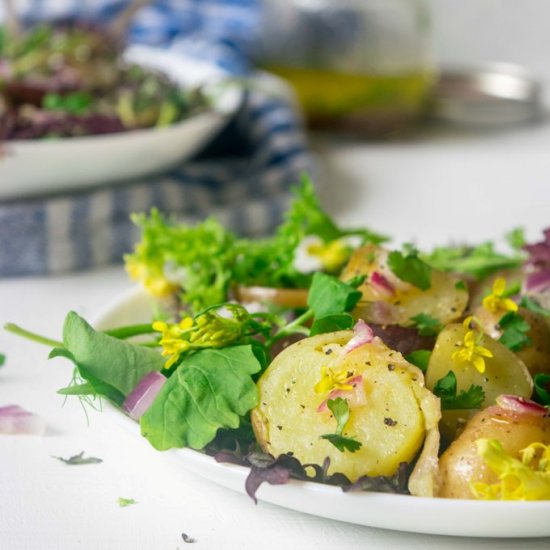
[387,248,432,290]
[520,296,550,318]
[433,371,485,410]
[498,311,531,352]
[422,242,522,280]
[60,312,164,403]
[405,350,431,372]
[307,273,362,318]
[140,345,261,450]
[410,313,442,337]
[533,373,550,406]
[320,398,363,453]
[52,451,103,465]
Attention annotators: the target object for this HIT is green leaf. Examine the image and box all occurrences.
[52,451,103,465]
[506,227,526,250]
[309,314,354,336]
[455,280,467,291]
[327,397,350,435]
[410,313,442,337]
[533,373,550,406]
[0,353,5,367]
[405,350,431,373]
[117,497,137,507]
[433,371,485,410]
[520,296,550,318]
[387,248,432,290]
[140,345,261,451]
[307,273,362,318]
[61,312,165,400]
[320,433,362,453]
[422,242,522,280]
[498,311,531,352]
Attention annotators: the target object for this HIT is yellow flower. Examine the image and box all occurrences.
[482,277,518,314]
[306,238,351,273]
[470,439,550,500]
[451,328,493,374]
[314,366,354,395]
[125,258,178,298]
[153,317,194,369]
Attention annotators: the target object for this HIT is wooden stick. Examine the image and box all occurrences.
[108,0,153,39]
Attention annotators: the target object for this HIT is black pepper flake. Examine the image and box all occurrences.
[384,417,398,427]
[300,404,305,409]
[387,364,395,371]
[325,349,333,355]
[277,425,283,430]
[285,388,291,393]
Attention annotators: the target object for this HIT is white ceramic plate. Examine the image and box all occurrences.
[93,286,550,539]
[0,45,242,200]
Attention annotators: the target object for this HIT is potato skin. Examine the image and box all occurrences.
[438,404,550,499]
[251,331,429,482]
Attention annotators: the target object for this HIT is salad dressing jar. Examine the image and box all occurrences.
[256,0,435,136]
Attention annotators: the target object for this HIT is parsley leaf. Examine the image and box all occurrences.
[433,371,485,410]
[506,227,526,250]
[520,296,550,318]
[498,311,531,352]
[320,398,362,453]
[533,373,550,406]
[405,349,431,372]
[422,242,522,280]
[52,451,103,465]
[307,272,362,319]
[410,313,442,337]
[387,248,432,290]
[117,497,137,507]
[320,433,362,453]
[0,353,5,367]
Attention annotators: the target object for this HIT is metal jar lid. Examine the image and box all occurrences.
[430,63,542,127]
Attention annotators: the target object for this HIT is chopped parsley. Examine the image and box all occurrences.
[52,451,103,465]
[405,349,432,372]
[533,373,550,406]
[387,246,432,291]
[320,397,362,453]
[117,497,137,507]
[520,296,550,318]
[433,371,485,410]
[498,311,531,352]
[410,313,442,337]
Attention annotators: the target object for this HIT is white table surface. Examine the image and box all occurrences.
[3,118,550,549]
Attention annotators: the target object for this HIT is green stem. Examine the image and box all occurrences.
[4,323,63,348]
[267,309,314,346]
[103,323,155,339]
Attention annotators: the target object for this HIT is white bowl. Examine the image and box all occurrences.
[0,45,242,200]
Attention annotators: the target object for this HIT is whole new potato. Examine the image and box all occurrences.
[439,396,550,499]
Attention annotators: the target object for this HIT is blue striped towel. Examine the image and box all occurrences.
[0,1,314,276]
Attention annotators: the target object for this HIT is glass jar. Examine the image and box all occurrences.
[256,0,434,136]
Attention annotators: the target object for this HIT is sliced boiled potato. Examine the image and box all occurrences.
[425,323,533,442]
[425,323,533,404]
[251,330,439,487]
[341,245,468,327]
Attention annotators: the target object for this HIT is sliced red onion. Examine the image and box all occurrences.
[317,375,366,412]
[524,269,550,294]
[496,395,548,417]
[0,404,46,435]
[370,271,395,296]
[122,371,166,421]
[342,319,374,355]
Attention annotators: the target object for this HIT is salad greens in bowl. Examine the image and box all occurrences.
[5,176,550,536]
[0,21,241,199]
